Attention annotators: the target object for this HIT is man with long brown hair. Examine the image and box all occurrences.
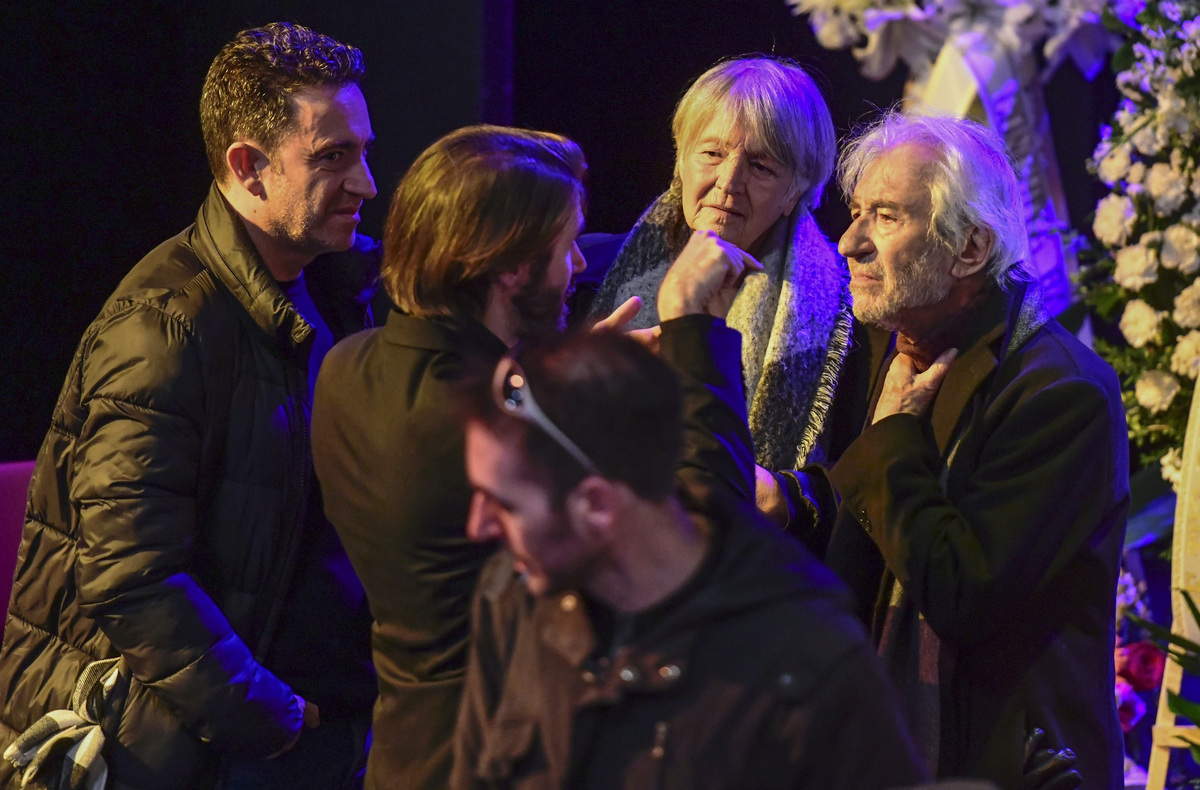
[312,124,621,790]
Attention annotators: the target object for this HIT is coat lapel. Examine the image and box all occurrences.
[929,334,1000,457]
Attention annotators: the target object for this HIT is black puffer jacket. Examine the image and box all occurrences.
[0,184,380,789]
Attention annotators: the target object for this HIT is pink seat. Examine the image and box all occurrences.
[0,461,34,605]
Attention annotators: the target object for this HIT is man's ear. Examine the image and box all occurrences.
[494,262,532,298]
[950,225,993,279]
[566,476,623,548]
[225,142,270,199]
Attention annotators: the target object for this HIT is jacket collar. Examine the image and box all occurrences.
[192,183,312,354]
[929,279,1045,455]
[533,591,694,703]
[383,310,508,358]
[527,508,838,698]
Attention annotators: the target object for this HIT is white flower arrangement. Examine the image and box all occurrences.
[1114,242,1159,290]
[785,0,1116,82]
[1136,369,1182,412]
[1095,193,1138,246]
[1120,299,1165,348]
[1079,0,1200,489]
[1171,330,1200,378]
[1162,223,1200,273]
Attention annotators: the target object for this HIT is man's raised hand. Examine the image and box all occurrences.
[872,348,957,423]
[592,295,643,332]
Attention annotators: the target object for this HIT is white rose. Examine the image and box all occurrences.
[1172,330,1200,378]
[1093,193,1136,247]
[1133,124,1163,156]
[1146,161,1190,214]
[1098,144,1133,186]
[1128,162,1147,184]
[1159,86,1191,135]
[1162,446,1184,491]
[1121,299,1165,347]
[1117,103,1138,132]
[1176,280,1200,328]
[1135,370,1181,413]
[1162,224,1200,273]
[1113,243,1159,290]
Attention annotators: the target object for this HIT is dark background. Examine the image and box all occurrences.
[0,0,1116,460]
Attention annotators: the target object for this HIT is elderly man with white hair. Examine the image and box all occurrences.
[759,111,1129,790]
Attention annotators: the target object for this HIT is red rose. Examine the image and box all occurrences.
[1116,641,1167,692]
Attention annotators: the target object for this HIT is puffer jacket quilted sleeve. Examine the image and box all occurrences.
[70,296,301,756]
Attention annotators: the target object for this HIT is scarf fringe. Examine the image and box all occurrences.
[795,306,854,467]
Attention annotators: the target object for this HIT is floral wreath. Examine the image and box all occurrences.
[785,0,1118,82]
[1081,0,1200,488]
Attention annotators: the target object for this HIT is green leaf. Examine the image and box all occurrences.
[1169,648,1200,678]
[1085,285,1125,320]
[1168,690,1200,724]
[1101,5,1129,33]
[1129,613,1200,655]
[1185,591,1200,632]
[1112,42,1136,73]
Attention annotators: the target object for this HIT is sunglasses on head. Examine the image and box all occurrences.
[491,356,601,477]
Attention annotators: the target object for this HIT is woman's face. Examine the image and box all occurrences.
[679,114,800,254]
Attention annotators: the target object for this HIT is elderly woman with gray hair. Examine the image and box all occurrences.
[588,55,851,472]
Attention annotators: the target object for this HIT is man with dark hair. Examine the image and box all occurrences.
[312,125,642,790]
[0,21,379,790]
[450,237,927,790]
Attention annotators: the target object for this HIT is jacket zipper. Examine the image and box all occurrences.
[252,342,313,662]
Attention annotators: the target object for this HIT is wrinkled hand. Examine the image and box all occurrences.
[267,695,320,759]
[658,231,762,321]
[872,348,957,424]
[592,296,643,332]
[1020,728,1080,790]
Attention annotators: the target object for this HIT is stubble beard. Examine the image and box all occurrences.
[262,169,352,260]
[851,248,950,332]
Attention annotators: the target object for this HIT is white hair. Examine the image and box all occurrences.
[838,110,1032,286]
[672,56,836,212]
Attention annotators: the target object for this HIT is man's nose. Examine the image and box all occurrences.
[838,216,872,259]
[570,242,586,276]
[466,492,502,542]
[348,156,377,200]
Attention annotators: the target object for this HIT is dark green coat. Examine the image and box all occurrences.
[800,283,1127,789]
